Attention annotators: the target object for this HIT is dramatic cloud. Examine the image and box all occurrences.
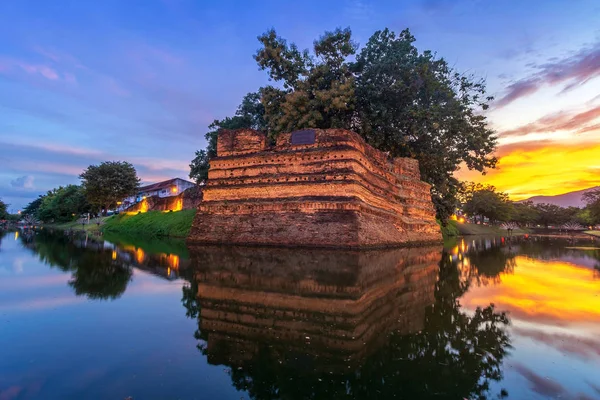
[500,105,600,138]
[513,364,566,398]
[496,41,600,107]
[513,327,600,360]
[457,140,600,199]
[10,175,34,189]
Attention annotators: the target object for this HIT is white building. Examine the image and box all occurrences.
[123,178,196,207]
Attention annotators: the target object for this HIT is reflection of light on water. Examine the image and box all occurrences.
[112,250,117,260]
[167,254,179,269]
[14,231,19,241]
[135,248,145,264]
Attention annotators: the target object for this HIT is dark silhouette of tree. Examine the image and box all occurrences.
[21,230,132,300]
[68,251,132,300]
[80,161,140,215]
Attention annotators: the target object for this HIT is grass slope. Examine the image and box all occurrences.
[455,222,530,236]
[585,230,600,238]
[102,210,196,238]
[439,219,461,239]
[48,216,110,233]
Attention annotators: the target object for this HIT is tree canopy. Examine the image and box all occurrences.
[461,183,512,224]
[191,27,497,221]
[80,161,140,215]
[584,188,600,225]
[0,198,8,220]
[36,185,90,223]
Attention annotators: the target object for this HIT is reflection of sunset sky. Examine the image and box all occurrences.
[463,256,600,324]
[460,254,600,400]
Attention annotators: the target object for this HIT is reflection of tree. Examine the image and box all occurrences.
[463,245,517,287]
[68,251,132,300]
[20,229,132,300]
[185,250,511,400]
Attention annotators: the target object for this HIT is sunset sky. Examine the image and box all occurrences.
[1,0,599,210]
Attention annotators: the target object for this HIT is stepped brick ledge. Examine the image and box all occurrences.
[188,128,442,248]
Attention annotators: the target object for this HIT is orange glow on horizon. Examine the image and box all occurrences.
[457,142,600,200]
[461,256,600,324]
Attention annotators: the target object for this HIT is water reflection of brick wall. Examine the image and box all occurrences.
[188,245,440,369]
[189,129,441,247]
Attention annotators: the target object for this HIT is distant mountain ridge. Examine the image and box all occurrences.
[518,186,599,208]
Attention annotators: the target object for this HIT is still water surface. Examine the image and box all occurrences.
[1,229,599,399]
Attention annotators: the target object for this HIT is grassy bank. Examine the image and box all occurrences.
[439,220,460,239]
[457,222,530,236]
[585,230,600,238]
[102,209,195,238]
[47,216,111,233]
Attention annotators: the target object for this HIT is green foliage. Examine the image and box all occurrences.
[533,203,572,228]
[583,188,600,224]
[189,149,210,184]
[353,29,496,221]
[255,27,357,135]
[439,219,460,239]
[510,201,539,226]
[6,214,21,222]
[36,185,91,223]
[23,196,44,216]
[192,27,497,222]
[80,161,140,215]
[0,198,8,219]
[102,210,196,238]
[462,185,512,223]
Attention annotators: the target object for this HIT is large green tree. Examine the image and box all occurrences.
[80,161,140,215]
[0,198,8,220]
[353,29,496,221]
[192,27,497,221]
[462,185,512,224]
[255,28,356,135]
[36,185,90,223]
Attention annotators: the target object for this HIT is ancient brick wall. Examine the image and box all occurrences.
[189,128,441,247]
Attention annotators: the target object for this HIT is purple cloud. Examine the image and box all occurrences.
[513,363,566,398]
[500,105,600,138]
[10,175,34,189]
[496,41,600,107]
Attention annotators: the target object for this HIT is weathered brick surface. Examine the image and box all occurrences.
[189,128,441,247]
[188,245,440,367]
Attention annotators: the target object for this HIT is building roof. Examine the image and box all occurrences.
[138,178,193,193]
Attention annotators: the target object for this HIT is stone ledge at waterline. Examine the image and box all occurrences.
[187,128,442,248]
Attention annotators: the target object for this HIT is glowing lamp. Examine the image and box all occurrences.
[171,187,177,193]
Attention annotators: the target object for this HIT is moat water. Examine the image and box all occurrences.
[1,229,600,400]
